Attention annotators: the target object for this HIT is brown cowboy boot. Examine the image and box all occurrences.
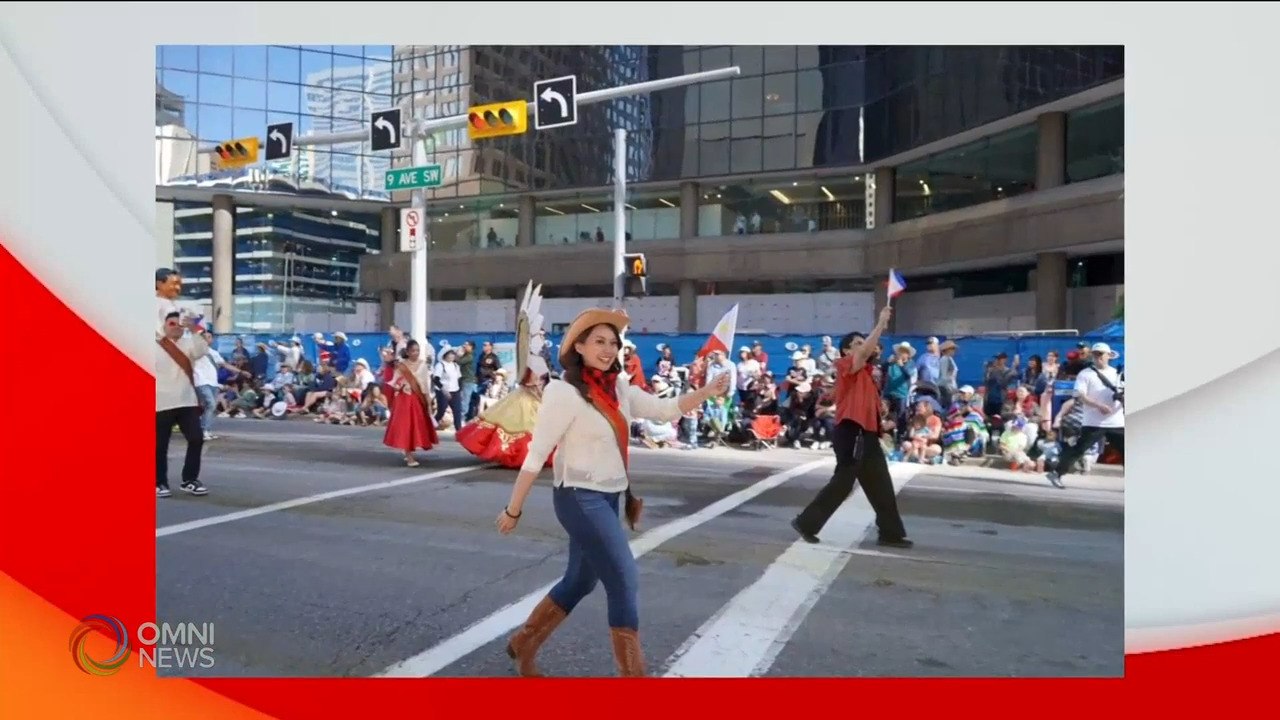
[505,595,568,677]
[609,627,647,677]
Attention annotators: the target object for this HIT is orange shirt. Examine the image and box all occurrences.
[834,354,880,433]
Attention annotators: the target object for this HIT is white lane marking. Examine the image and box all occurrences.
[373,457,834,678]
[155,464,483,538]
[661,463,924,678]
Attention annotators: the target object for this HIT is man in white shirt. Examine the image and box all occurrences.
[156,267,182,327]
[1046,342,1124,489]
[156,311,211,498]
[704,351,736,399]
[434,348,463,427]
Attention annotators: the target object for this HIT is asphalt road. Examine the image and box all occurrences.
[156,419,1124,678]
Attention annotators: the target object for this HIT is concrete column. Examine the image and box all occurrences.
[873,166,895,227]
[1035,251,1069,330]
[1036,112,1066,190]
[679,181,699,239]
[211,194,234,333]
[677,279,697,333]
[378,206,398,330]
[155,200,175,268]
[517,195,536,246]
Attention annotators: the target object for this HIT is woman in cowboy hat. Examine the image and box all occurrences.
[494,307,731,677]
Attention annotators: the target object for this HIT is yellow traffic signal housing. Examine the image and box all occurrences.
[467,101,529,141]
[623,253,648,296]
[212,137,260,169]
[625,253,647,278]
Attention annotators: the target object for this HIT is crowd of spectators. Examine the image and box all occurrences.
[194,325,1123,476]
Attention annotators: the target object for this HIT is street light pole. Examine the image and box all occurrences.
[409,136,429,344]
[202,65,743,342]
[612,128,627,310]
[285,66,743,150]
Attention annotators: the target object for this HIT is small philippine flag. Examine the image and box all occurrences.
[887,268,907,300]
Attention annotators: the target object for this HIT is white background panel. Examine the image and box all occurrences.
[0,3,1277,655]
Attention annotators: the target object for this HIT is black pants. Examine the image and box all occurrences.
[795,420,908,540]
[1054,425,1124,477]
[436,390,464,427]
[157,405,203,488]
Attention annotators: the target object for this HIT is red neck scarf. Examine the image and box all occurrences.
[581,366,621,408]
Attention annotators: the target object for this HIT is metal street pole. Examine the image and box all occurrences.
[612,128,627,310]
[409,136,428,345]
[201,65,744,340]
[285,66,743,150]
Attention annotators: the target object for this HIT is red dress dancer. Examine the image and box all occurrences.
[456,280,554,470]
[382,339,439,467]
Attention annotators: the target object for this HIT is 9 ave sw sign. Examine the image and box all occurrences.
[384,165,443,191]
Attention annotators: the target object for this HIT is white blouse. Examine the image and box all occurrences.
[521,374,682,492]
[155,334,210,413]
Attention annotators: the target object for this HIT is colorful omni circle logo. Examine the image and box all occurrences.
[69,614,131,676]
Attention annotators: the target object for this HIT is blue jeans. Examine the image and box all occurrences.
[196,385,219,432]
[548,486,640,630]
[460,381,478,420]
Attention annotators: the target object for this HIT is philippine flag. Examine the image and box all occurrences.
[698,303,740,359]
[887,268,907,301]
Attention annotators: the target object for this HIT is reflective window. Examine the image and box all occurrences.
[533,192,627,246]
[862,45,1122,161]
[422,197,520,251]
[698,176,866,236]
[158,45,1122,199]
[157,46,396,201]
[526,188,682,246]
[171,203,380,318]
[1066,97,1123,183]
[894,124,1039,221]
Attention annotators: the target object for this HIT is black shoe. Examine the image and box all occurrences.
[877,535,914,549]
[157,485,172,498]
[791,518,820,544]
[181,481,208,496]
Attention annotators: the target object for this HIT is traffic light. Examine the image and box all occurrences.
[623,253,648,297]
[212,137,259,169]
[467,100,528,141]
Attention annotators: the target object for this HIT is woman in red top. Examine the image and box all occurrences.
[791,305,912,549]
[382,339,439,467]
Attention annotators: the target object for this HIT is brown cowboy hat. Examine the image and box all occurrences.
[559,307,631,366]
[939,340,959,352]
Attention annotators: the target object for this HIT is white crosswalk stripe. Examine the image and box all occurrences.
[156,440,1125,679]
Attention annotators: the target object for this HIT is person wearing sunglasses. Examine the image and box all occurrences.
[156,311,211,498]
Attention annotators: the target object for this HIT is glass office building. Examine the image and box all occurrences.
[169,200,382,330]
[156,45,397,197]
[156,46,395,330]
[155,45,1123,330]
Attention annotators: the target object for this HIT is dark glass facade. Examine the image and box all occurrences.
[391,45,651,198]
[861,46,1124,159]
[1065,95,1124,183]
[893,124,1040,221]
[428,44,1124,192]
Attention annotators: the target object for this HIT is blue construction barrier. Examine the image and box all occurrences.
[215,330,1124,390]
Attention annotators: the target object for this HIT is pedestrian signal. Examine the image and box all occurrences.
[625,253,647,278]
[623,253,648,297]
